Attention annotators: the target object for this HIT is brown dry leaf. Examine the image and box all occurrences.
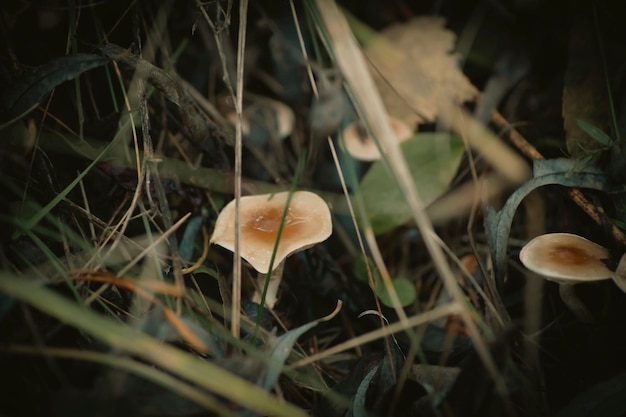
[346,12,529,184]
[317,6,528,205]
[365,17,478,128]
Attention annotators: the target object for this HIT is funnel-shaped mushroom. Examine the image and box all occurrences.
[211,191,332,308]
[519,233,614,322]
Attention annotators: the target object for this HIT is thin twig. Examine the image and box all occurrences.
[289,303,461,368]
[100,43,232,146]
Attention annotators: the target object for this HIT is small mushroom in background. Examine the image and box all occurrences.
[210,191,332,308]
[225,98,295,147]
[342,116,413,161]
[519,232,626,322]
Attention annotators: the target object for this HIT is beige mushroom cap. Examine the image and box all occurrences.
[343,116,413,161]
[210,191,332,274]
[226,99,295,140]
[519,233,613,283]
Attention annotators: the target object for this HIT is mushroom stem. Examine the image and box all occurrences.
[252,261,285,308]
[611,253,626,293]
[558,283,593,323]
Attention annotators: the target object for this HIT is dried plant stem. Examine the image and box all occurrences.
[290,303,461,368]
[100,43,229,146]
[438,101,531,184]
[230,0,249,339]
[314,0,510,403]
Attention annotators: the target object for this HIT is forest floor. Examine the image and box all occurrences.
[1,1,626,416]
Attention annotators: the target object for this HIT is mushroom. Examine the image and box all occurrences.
[226,98,295,146]
[210,191,332,308]
[519,232,619,322]
[612,253,626,293]
[342,116,413,161]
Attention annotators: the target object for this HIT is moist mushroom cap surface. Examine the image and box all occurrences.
[519,233,613,283]
[210,191,332,273]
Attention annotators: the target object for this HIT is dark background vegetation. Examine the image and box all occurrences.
[2,0,626,416]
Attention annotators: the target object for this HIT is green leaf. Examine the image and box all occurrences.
[179,216,205,261]
[352,255,416,307]
[360,133,464,234]
[262,319,323,391]
[352,254,379,283]
[576,119,613,147]
[351,364,379,417]
[262,302,341,390]
[1,54,110,119]
[375,276,416,307]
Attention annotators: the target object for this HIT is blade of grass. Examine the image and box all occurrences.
[4,345,239,417]
[0,273,309,417]
[254,149,307,337]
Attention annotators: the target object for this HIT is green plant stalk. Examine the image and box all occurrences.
[31,128,348,210]
[254,149,307,338]
[0,273,309,417]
